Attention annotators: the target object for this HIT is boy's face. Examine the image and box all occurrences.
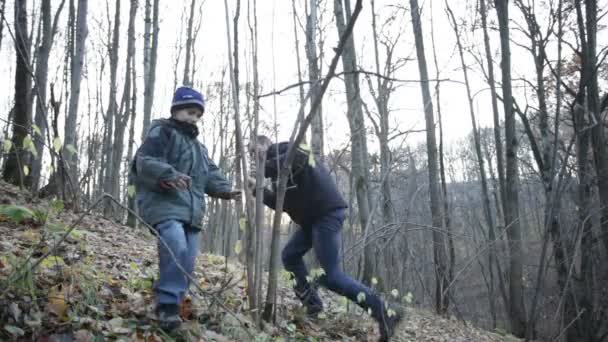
[173,107,203,125]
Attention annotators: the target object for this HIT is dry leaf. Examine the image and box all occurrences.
[46,285,68,320]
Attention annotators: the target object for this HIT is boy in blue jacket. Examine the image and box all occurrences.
[248,135,402,342]
[131,86,240,330]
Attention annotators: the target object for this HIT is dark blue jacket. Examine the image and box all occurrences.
[130,118,232,229]
[261,142,347,227]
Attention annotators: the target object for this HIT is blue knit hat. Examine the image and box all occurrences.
[171,86,205,114]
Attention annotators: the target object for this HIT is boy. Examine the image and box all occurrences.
[248,135,403,341]
[131,86,240,330]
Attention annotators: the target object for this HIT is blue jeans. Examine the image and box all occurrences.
[154,219,200,305]
[281,209,385,321]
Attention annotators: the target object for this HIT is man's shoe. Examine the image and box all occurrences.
[294,283,323,316]
[377,305,404,341]
[156,303,182,331]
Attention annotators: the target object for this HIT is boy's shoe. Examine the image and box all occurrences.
[377,305,404,341]
[156,303,182,331]
[294,283,324,316]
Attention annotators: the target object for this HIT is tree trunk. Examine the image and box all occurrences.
[61,0,87,204]
[182,0,196,86]
[334,0,374,286]
[126,2,138,227]
[31,0,65,191]
[409,0,449,315]
[142,0,159,138]
[446,2,496,326]
[480,0,506,221]
[306,0,324,158]
[103,0,120,215]
[0,0,6,51]
[494,0,527,336]
[110,0,136,219]
[3,0,32,188]
[223,0,257,321]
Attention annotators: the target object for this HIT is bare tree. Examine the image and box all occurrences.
[30,0,66,191]
[0,0,6,51]
[306,0,324,158]
[3,0,32,188]
[445,1,497,326]
[182,0,196,86]
[494,0,527,336]
[63,0,88,203]
[409,0,449,315]
[102,0,120,215]
[334,0,374,286]
[142,0,159,138]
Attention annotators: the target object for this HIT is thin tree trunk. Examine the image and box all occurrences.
[409,0,449,315]
[62,0,87,203]
[126,2,138,227]
[223,0,257,321]
[103,0,120,215]
[306,0,324,158]
[334,0,374,286]
[110,0,136,219]
[3,0,32,188]
[0,0,6,51]
[31,0,65,191]
[142,0,159,138]
[446,2,496,327]
[182,0,196,86]
[480,0,505,221]
[494,0,527,336]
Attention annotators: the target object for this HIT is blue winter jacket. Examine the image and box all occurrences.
[261,142,348,227]
[131,118,232,229]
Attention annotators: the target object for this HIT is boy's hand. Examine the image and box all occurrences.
[159,175,191,191]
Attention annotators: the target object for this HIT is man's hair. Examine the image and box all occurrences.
[256,135,272,146]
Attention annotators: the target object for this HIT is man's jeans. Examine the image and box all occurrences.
[281,209,385,321]
[154,219,199,305]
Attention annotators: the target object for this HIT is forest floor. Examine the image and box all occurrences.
[0,181,522,341]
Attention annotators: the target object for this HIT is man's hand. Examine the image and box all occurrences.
[214,190,242,200]
[159,174,191,191]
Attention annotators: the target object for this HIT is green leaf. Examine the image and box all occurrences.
[391,289,399,298]
[234,240,242,254]
[403,292,413,304]
[371,277,378,285]
[66,144,77,155]
[53,137,62,152]
[308,151,316,167]
[239,217,247,231]
[22,135,38,158]
[357,292,366,303]
[0,204,35,223]
[2,139,12,153]
[23,165,29,176]
[32,124,42,136]
[127,185,136,197]
[387,308,396,318]
[4,324,25,337]
[40,256,65,268]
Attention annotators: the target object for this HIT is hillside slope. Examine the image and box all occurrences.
[0,182,521,341]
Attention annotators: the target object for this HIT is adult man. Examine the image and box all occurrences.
[248,135,402,341]
[131,86,240,330]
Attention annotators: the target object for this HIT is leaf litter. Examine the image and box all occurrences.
[0,180,523,341]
